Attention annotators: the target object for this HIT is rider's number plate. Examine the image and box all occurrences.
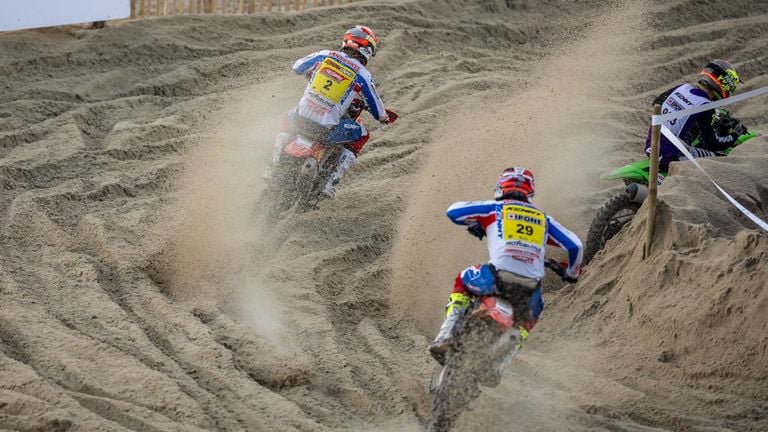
[310,58,357,104]
[501,205,546,246]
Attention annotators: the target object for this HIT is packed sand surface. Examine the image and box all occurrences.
[1,0,767,431]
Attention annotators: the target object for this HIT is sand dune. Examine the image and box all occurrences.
[1,0,767,431]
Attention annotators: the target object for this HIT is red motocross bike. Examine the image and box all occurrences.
[427,259,573,432]
[261,104,397,217]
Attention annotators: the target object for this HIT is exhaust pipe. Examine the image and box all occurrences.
[625,183,648,204]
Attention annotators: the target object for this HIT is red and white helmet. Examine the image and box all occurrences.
[494,167,535,200]
[342,25,379,62]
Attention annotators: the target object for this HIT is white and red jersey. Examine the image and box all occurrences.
[292,50,388,128]
[447,199,583,280]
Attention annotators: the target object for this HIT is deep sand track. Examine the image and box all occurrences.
[1,0,767,431]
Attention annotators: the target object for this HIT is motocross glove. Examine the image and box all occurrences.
[732,121,748,136]
[711,109,740,135]
[561,260,580,284]
[467,223,486,240]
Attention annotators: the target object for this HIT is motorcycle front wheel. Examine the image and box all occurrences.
[261,157,302,218]
[428,318,496,432]
[584,193,641,264]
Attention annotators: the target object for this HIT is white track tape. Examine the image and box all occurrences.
[660,126,768,232]
[651,86,768,126]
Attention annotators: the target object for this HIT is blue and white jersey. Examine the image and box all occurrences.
[292,50,387,128]
[446,199,583,280]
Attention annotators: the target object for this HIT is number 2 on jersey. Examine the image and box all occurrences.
[310,58,356,104]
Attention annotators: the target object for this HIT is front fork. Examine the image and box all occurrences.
[487,326,524,384]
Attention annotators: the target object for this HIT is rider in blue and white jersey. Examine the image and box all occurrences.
[428,167,583,364]
[646,59,746,171]
[271,25,392,197]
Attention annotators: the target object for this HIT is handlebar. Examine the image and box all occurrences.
[544,258,578,284]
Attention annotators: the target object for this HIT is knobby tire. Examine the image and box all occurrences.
[584,193,641,264]
[262,158,301,220]
[429,319,495,432]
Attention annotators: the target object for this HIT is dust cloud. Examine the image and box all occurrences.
[162,78,300,343]
[390,0,649,334]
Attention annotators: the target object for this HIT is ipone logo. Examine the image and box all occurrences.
[506,213,542,225]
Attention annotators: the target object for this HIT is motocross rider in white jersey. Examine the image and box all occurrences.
[270,25,392,198]
[646,59,746,171]
[428,167,584,364]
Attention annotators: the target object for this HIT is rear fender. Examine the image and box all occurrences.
[472,297,515,329]
[284,137,323,159]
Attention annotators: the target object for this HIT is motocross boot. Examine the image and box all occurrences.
[263,132,293,180]
[321,148,356,199]
[428,293,470,365]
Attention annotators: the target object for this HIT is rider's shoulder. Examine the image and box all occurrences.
[675,83,712,103]
[689,86,712,102]
[357,66,374,81]
[303,49,331,59]
[447,200,497,210]
[295,50,331,67]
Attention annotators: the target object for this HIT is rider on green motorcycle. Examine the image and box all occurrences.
[646,59,746,171]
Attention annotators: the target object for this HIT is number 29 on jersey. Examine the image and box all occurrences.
[501,205,546,246]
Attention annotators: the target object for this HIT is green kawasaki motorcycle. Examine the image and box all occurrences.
[583,130,760,264]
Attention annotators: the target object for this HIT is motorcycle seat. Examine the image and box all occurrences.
[493,268,539,292]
